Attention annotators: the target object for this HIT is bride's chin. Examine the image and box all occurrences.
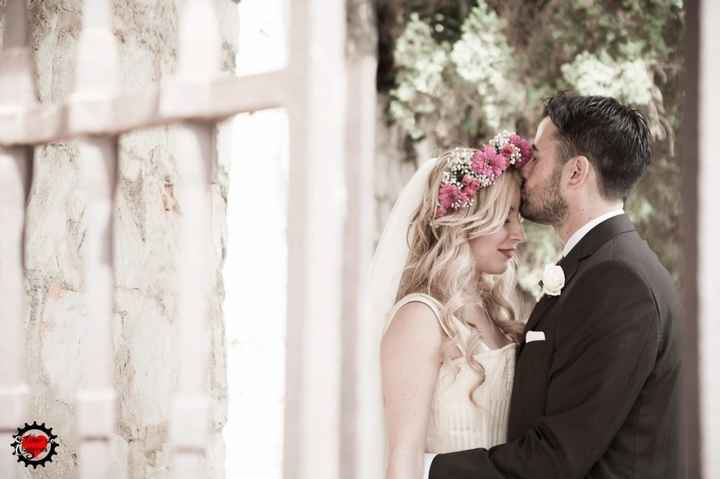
[478,262,509,276]
[495,264,510,275]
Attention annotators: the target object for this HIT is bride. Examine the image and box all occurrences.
[371,132,533,479]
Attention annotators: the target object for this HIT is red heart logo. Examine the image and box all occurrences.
[21,434,48,458]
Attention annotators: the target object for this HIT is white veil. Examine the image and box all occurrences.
[369,157,439,333]
[358,158,439,476]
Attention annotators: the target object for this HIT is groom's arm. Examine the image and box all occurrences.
[428,261,659,479]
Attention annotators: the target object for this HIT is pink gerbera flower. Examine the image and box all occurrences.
[462,174,480,189]
[510,133,533,166]
[462,175,481,198]
[483,145,508,177]
[470,150,486,175]
[438,183,464,210]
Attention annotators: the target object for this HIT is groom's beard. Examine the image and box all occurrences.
[520,167,568,226]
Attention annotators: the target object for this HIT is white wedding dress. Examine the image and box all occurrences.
[386,292,517,453]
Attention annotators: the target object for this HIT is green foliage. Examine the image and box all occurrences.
[378,0,685,289]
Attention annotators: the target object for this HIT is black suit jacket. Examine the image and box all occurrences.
[429,215,682,479]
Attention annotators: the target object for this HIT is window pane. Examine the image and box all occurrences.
[236,0,288,76]
[222,109,288,479]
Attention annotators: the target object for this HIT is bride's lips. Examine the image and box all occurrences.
[498,248,516,259]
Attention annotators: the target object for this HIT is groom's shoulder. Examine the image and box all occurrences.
[580,230,677,307]
[567,230,681,355]
[575,257,652,299]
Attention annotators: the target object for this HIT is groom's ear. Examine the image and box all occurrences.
[565,155,592,189]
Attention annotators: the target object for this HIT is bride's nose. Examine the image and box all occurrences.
[510,223,525,245]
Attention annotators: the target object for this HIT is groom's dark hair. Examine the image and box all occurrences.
[543,94,651,200]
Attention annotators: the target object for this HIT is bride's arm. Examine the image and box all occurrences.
[381,302,444,479]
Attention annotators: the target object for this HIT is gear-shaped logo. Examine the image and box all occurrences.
[11,421,60,468]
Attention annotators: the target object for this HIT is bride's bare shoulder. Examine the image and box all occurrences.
[382,299,444,358]
[392,292,441,310]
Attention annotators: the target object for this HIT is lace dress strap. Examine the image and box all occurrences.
[385,293,465,355]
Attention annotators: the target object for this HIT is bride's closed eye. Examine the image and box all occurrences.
[505,209,522,225]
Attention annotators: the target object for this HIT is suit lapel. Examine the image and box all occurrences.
[522,214,636,338]
[523,295,554,335]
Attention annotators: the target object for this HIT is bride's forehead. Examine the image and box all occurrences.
[534,117,556,145]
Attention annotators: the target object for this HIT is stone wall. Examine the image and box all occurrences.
[3,1,238,478]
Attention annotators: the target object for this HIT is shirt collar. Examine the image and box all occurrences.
[561,209,625,258]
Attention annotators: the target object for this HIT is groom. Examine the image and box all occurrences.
[425,95,681,478]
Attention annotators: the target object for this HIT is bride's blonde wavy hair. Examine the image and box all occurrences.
[396,150,524,405]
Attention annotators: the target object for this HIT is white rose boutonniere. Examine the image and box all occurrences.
[540,264,565,296]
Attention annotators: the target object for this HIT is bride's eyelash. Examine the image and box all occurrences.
[506,212,523,225]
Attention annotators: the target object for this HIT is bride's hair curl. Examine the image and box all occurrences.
[396,150,524,405]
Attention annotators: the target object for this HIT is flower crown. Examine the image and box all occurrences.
[435,131,533,218]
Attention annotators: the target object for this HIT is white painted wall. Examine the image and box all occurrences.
[2,2,239,478]
[699,1,720,477]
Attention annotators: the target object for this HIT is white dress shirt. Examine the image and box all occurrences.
[422,209,625,479]
[561,209,624,258]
